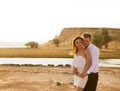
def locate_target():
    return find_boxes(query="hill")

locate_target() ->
[43,27,120,48]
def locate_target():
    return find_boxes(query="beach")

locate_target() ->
[0,65,120,91]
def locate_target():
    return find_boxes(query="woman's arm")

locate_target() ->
[71,66,79,75]
[71,54,81,77]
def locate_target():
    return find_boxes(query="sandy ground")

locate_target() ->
[0,65,120,91]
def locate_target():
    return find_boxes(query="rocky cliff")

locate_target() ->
[43,27,120,48]
[58,27,120,45]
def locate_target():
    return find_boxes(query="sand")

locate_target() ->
[0,65,120,91]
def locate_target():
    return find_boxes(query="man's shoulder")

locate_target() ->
[89,44,99,51]
[89,43,98,48]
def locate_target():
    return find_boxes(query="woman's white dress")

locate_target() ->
[72,55,88,88]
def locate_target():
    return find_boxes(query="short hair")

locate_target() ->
[82,33,91,38]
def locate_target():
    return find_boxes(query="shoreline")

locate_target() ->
[0,64,120,67]
[0,57,120,68]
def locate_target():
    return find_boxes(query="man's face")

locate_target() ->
[83,37,91,47]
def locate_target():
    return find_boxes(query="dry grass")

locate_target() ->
[100,49,120,59]
[0,47,70,58]
[0,45,119,58]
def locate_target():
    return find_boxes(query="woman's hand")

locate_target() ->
[72,66,79,75]
[77,73,82,77]
[72,66,77,72]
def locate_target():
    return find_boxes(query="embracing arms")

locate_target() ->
[82,50,91,76]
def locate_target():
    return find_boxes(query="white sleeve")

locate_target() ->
[87,48,100,74]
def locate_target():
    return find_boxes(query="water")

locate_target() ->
[0,58,71,66]
[0,42,26,48]
[99,59,120,67]
[0,58,120,67]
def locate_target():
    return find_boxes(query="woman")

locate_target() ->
[70,36,91,91]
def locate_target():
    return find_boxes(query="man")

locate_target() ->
[82,33,100,91]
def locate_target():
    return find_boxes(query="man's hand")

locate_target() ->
[77,73,82,77]
[81,72,88,78]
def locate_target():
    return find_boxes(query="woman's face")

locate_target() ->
[74,39,83,49]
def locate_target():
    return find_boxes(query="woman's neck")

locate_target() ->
[77,48,84,53]
[78,47,84,51]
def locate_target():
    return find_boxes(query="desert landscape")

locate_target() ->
[0,28,119,91]
[0,65,120,91]
[1,0,120,91]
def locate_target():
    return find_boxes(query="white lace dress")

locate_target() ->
[72,55,88,88]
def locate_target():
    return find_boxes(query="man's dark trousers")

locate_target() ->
[84,73,98,91]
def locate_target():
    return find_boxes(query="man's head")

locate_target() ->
[81,33,91,47]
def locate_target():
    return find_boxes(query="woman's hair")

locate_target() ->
[69,36,83,55]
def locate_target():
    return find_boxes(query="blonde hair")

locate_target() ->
[69,36,83,55]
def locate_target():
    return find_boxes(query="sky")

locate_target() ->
[0,0,120,44]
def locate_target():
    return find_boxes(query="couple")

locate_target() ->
[70,33,100,91]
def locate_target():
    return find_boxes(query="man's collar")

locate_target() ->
[87,43,92,49]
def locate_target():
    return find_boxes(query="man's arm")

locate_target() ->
[86,48,99,74]
[82,50,91,74]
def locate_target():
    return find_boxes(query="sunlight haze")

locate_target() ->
[0,0,120,44]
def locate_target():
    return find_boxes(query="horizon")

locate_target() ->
[0,26,120,47]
